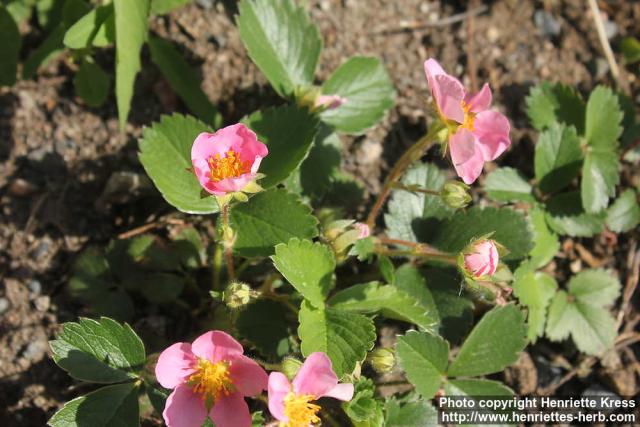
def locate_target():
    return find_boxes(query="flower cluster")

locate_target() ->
[156,332,353,427]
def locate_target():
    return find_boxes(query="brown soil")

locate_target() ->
[1,0,639,425]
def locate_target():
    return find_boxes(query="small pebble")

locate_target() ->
[0,297,10,314]
[28,279,42,295]
[534,10,561,37]
[34,296,50,312]
[22,340,47,361]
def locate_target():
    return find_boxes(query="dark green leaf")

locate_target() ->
[385,398,438,427]
[0,6,20,86]
[545,191,606,237]
[534,123,582,193]
[236,299,291,358]
[526,82,585,133]
[74,60,110,107]
[396,331,448,399]
[427,268,473,344]
[299,125,342,199]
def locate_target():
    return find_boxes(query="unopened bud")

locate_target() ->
[441,180,471,209]
[281,357,303,380]
[367,347,395,374]
[222,282,254,309]
[458,238,500,279]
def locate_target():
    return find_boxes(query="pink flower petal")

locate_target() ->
[316,94,347,110]
[449,129,485,185]
[322,383,354,401]
[191,132,231,164]
[267,372,292,422]
[191,331,243,363]
[229,355,268,397]
[155,343,197,389]
[231,124,268,165]
[210,393,252,427]
[433,75,465,123]
[163,384,208,427]
[208,173,256,194]
[472,110,511,161]
[464,83,492,113]
[292,352,339,397]
[464,240,499,277]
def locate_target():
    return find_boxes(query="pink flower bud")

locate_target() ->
[463,239,499,278]
[354,222,370,239]
[315,94,347,110]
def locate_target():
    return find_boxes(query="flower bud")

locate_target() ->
[222,282,255,309]
[461,239,499,278]
[366,347,395,374]
[440,180,471,209]
[281,357,303,380]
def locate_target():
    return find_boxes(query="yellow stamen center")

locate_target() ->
[284,392,321,427]
[460,100,476,131]
[208,150,251,182]
[187,359,235,403]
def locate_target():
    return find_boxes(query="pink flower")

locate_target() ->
[424,58,511,184]
[191,124,268,196]
[464,239,499,278]
[315,94,347,110]
[155,331,268,427]
[354,222,370,239]
[268,352,354,427]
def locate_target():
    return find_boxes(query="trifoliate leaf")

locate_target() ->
[525,82,585,133]
[606,189,640,233]
[298,302,376,378]
[272,238,335,307]
[50,317,145,383]
[545,191,606,237]
[512,264,558,342]
[568,269,620,308]
[447,304,526,377]
[484,167,534,203]
[231,189,319,257]
[396,331,449,399]
[534,123,583,193]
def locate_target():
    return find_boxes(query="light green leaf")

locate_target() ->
[236,300,291,358]
[607,189,640,232]
[139,114,217,214]
[114,0,149,128]
[484,167,534,203]
[396,331,448,399]
[0,7,21,86]
[148,35,221,127]
[48,382,140,427]
[512,264,558,342]
[447,304,526,377]
[385,162,452,243]
[150,0,191,15]
[272,238,334,307]
[429,206,534,260]
[6,0,33,24]
[534,123,582,193]
[329,282,438,331]
[50,317,145,383]
[63,4,113,49]
[545,191,606,237]
[585,85,623,151]
[528,207,559,268]
[445,378,513,396]
[525,81,585,133]
[243,104,320,189]
[74,60,110,107]
[320,56,395,134]
[298,302,376,378]
[581,150,619,213]
[568,269,620,308]
[621,37,640,64]
[385,398,438,427]
[236,0,321,97]
[231,190,319,257]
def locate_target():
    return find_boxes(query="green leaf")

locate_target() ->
[22,26,66,79]
[150,0,191,15]
[138,114,218,214]
[429,206,534,260]
[145,383,169,416]
[534,123,583,193]
[484,167,534,203]
[447,304,526,377]
[621,37,640,64]
[427,268,474,344]
[36,0,64,30]
[74,60,110,107]
[243,104,320,189]
[50,317,145,383]
[545,191,606,237]
[396,331,448,399]
[298,302,376,378]
[581,151,619,213]
[528,207,559,268]
[63,4,113,49]
[607,189,640,233]
[299,125,342,198]
[272,238,334,307]
[385,163,452,243]
[512,264,558,342]
[444,378,513,397]
[236,0,321,97]
[231,189,318,257]
[585,85,623,151]
[395,264,440,326]
[0,7,20,86]
[546,291,617,355]
[525,82,585,133]
[48,382,140,427]
[148,36,221,128]
[342,378,382,424]
[320,56,395,134]
[113,0,149,128]
[329,282,438,331]
[236,299,291,358]
[6,0,33,24]
[568,269,620,308]
[385,398,438,427]
[138,272,184,304]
